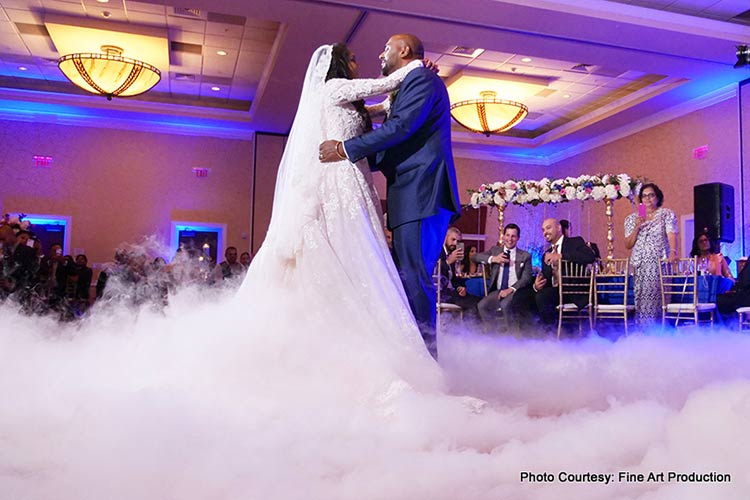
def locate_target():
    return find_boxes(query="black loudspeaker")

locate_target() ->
[693,182,734,242]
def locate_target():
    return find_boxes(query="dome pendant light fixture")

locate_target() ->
[58,45,161,100]
[450,90,528,137]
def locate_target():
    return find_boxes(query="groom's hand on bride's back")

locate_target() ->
[319,140,347,163]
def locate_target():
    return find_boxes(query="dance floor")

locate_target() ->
[1,292,748,500]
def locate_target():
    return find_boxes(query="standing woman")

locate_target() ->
[624,183,679,326]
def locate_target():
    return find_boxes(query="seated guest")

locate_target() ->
[533,218,596,326]
[717,258,750,318]
[561,219,601,261]
[690,231,734,282]
[436,227,480,314]
[472,223,533,326]
[461,245,481,277]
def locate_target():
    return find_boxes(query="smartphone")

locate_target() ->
[638,203,647,218]
[457,242,465,253]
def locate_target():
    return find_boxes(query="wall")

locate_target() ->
[550,96,742,263]
[0,120,254,265]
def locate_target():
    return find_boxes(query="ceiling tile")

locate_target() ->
[86,7,128,22]
[202,53,236,77]
[167,15,205,33]
[19,33,58,58]
[125,1,166,15]
[4,8,43,24]
[200,82,228,97]
[168,28,203,45]
[204,34,241,50]
[41,0,85,15]
[0,31,30,55]
[243,18,279,31]
[169,51,202,70]
[241,28,276,44]
[126,10,167,26]
[477,50,516,63]
[0,20,15,32]
[205,21,243,38]
[0,0,42,8]
[239,38,273,53]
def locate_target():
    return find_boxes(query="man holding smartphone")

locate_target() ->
[473,223,534,329]
[436,227,480,314]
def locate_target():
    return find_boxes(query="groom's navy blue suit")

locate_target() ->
[344,66,460,357]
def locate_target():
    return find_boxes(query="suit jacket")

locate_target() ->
[344,66,460,229]
[437,249,466,292]
[473,245,533,292]
[540,236,596,288]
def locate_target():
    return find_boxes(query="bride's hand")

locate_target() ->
[423,59,440,74]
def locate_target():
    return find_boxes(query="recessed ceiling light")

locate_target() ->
[211,86,221,91]
[521,57,532,63]
[216,50,228,56]
[18,66,28,71]
[96,0,110,3]
[563,94,571,99]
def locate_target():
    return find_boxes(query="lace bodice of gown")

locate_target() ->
[322,60,421,142]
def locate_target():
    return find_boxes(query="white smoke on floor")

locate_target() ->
[1,287,749,500]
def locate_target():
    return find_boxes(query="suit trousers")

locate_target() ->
[392,208,453,359]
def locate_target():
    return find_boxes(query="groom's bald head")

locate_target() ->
[380,33,424,75]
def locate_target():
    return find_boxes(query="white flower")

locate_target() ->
[470,192,481,208]
[540,190,551,202]
[515,193,527,205]
[620,184,631,198]
[564,186,576,200]
[540,177,550,186]
[493,193,504,206]
[527,187,539,200]
[605,184,618,199]
[591,186,606,201]
[602,174,611,184]
[591,175,602,185]
[492,182,502,191]
[504,180,517,190]
[549,193,563,203]
[576,186,588,200]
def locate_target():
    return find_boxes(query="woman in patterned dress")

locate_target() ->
[624,183,679,326]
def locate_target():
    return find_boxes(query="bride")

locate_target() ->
[235,44,441,391]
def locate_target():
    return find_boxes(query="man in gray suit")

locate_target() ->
[472,223,534,327]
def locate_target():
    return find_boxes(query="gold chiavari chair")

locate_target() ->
[556,260,594,339]
[593,258,634,335]
[658,257,715,327]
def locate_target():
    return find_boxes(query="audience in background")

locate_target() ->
[561,219,601,261]
[436,227,480,314]
[473,223,534,328]
[213,246,245,283]
[533,218,596,327]
[240,251,252,269]
[624,183,678,326]
[690,231,734,281]
[461,245,480,277]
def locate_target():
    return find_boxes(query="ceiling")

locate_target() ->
[0,0,748,164]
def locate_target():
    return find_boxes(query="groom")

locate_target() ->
[319,33,460,358]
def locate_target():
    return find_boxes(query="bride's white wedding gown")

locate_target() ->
[234,55,442,394]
